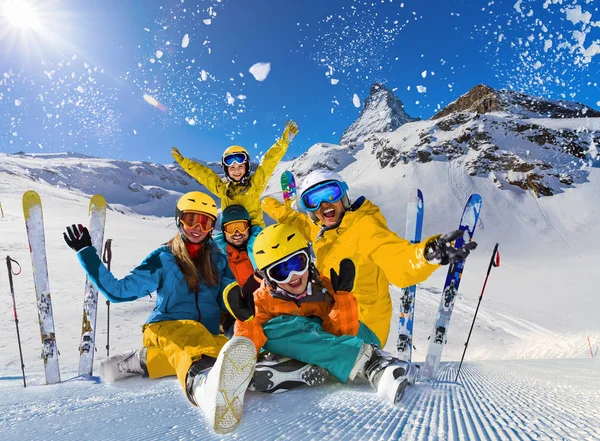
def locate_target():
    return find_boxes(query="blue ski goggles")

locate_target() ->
[300,180,348,212]
[266,250,310,284]
[223,152,249,166]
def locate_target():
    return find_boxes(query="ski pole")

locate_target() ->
[6,256,26,387]
[102,239,113,358]
[588,336,596,358]
[455,243,500,383]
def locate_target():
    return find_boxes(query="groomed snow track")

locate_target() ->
[1,359,598,440]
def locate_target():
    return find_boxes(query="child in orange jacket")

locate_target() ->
[223,223,415,407]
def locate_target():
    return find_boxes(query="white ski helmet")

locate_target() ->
[299,169,352,222]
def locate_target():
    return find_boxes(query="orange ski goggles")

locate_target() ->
[223,220,250,236]
[180,212,216,232]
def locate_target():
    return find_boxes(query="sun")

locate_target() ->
[2,0,42,31]
[0,0,79,61]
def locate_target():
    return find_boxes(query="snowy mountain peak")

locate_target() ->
[433,84,600,120]
[340,82,419,145]
[11,150,97,159]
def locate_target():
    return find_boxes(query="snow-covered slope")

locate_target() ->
[2,359,599,441]
[1,173,598,440]
[0,152,228,217]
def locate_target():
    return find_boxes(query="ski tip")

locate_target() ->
[22,190,42,217]
[89,194,107,210]
[467,193,482,205]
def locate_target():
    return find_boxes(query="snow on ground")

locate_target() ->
[1,359,598,440]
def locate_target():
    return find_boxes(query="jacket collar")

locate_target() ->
[316,196,367,241]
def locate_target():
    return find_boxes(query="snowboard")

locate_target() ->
[22,190,61,384]
[78,194,107,376]
[397,189,424,361]
[422,193,482,379]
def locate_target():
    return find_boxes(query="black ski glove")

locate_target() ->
[63,224,92,252]
[224,283,255,322]
[330,259,356,293]
[424,230,477,265]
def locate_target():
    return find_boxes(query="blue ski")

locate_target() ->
[422,194,482,379]
[397,189,424,361]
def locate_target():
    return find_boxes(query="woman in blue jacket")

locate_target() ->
[63,191,240,405]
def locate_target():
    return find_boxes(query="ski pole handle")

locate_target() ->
[6,255,22,276]
[102,239,113,270]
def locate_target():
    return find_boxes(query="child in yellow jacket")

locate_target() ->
[171,120,299,228]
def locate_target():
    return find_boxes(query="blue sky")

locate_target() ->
[1,0,599,164]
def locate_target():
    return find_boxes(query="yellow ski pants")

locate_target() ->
[142,320,229,389]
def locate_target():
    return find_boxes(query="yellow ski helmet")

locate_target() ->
[253,223,309,271]
[222,145,251,182]
[222,145,249,158]
[175,191,218,226]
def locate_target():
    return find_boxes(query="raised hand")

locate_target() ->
[171,147,185,163]
[282,120,299,143]
[424,230,477,265]
[63,224,92,252]
[224,283,255,322]
[330,259,356,293]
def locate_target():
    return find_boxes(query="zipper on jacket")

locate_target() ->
[195,291,201,322]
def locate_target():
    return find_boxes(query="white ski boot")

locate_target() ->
[351,344,410,405]
[250,354,329,393]
[190,337,257,434]
[98,348,147,383]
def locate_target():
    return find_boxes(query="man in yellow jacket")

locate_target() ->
[261,169,477,348]
[171,120,299,228]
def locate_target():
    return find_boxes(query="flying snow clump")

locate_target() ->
[249,62,271,81]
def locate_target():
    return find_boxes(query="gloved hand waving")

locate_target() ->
[282,120,299,143]
[424,230,477,265]
[330,259,356,293]
[171,147,185,164]
[224,283,255,322]
[63,224,92,252]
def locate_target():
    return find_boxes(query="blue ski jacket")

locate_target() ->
[77,240,236,335]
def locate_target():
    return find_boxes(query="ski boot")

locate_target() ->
[99,348,148,383]
[188,337,257,434]
[351,344,410,405]
[250,354,329,393]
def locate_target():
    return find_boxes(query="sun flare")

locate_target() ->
[2,0,42,31]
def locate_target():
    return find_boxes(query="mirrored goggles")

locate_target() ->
[266,250,310,284]
[300,180,349,212]
[180,212,216,232]
[223,220,250,236]
[223,152,249,166]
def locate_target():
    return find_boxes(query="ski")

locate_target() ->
[281,170,297,206]
[78,194,107,376]
[22,190,61,384]
[422,194,482,380]
[397,189,424,361]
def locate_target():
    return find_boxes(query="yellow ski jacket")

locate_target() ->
[261,196,440,346]
[174,138,290,228]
